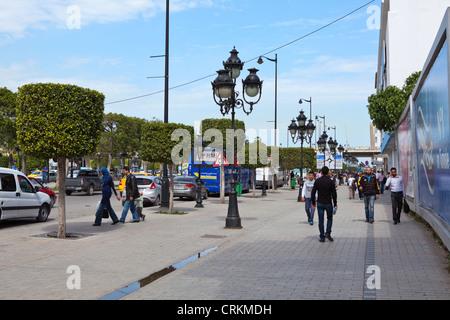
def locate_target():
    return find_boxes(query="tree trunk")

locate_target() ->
[169,164,174,214]
[57,157,66,239]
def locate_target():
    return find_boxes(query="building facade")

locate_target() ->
[377,4,450,249]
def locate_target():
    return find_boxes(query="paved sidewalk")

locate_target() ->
[0,186,449,300]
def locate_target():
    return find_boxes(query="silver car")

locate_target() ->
[122,175,162,207]
[173,176,208,200]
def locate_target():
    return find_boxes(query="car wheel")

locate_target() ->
[65,190,72,196]
[36,204,49,222]
[155,196,161,206]
[87,185,94,196]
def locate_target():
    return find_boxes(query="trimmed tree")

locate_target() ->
[201,118,246,203]
[0,87,18,168]
[140,121,194,214]
[16,83,105,238]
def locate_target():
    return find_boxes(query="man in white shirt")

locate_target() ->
[385,167,406,225]
[302,171,318,225]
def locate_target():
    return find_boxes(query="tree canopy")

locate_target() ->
[16,83,105,159]
[367,71,421,132]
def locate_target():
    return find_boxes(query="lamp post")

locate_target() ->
[212,47,263,229]
[258,55,278,190]
[299,98,313,148]
[195,134,204,208]
[288,109,316,202]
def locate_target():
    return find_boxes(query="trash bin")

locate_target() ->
[236,183,242,197]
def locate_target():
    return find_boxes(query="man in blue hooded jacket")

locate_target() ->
[93,167,121,226]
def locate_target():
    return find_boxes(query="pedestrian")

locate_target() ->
[378,171,386,194]
[301,171,317,225]
[358,167,380,223]
[347,174,356,199]
[385,167,406,225]
[119,166,140,223]
[93,167,120,226]
[42,166,48,184]
[357,172,364,200]
[311,166,337,242]
[290,171,295,189]
[136,190,146,221]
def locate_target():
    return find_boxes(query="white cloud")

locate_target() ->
[0,0,216,39]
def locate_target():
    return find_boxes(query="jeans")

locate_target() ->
[95,201,119,225]
[42,174,47,184]
[120,199,140,222]
[379,181,384,194]
[363,194,376,221]
[304,198,315,222]
[317,203,333,240]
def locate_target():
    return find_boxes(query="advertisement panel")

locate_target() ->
[397,110,415,197]
[415,40,450,224]
[316,153,343,170]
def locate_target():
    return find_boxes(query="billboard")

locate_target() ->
[397,110,415,197]
[317,152,343,170]
[415,40,450,225]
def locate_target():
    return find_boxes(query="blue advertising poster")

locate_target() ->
[415,40,450,224]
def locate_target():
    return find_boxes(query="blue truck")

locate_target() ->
[185,149,251,195]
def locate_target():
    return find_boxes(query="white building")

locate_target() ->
[376,0,450,169]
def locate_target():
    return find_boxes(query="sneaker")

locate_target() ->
[309,221,313,226]
[319,238,325,243]
[369,218,374,224]
[92,223,101,227]
[325,233,334,242]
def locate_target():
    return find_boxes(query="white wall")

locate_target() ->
[385,0,450,87]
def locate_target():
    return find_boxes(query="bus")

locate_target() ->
[184,149,251,195]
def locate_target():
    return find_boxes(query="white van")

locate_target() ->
[0,167,52,222]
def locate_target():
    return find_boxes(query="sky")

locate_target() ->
[0,0,382,154]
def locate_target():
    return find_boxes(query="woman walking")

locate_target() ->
[93,167,121,226]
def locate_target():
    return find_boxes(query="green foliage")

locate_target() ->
[140,121,194,164]
[201,118,246,153]
[16,83,105,159]
[367,71,421,132]
[241,137,267,170]
[0,87,17,152]
[97,113,148,163]
[279,147,316,171]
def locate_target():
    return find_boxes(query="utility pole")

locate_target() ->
[160,0,170,208]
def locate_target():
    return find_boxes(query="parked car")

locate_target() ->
[28,177,57,207]
[122,175,162,207]
[173,176,208,200]
[0,167,52,222]
[34,170,58,183]
[65,169,102,195]
[27,170,41,178]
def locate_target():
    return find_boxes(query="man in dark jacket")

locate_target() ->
[119,166,140,223]
[358,167,380,223]
[312,166,337,242]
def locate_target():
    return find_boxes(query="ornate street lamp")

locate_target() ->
[211,47,263,229]
[288,109,316,202]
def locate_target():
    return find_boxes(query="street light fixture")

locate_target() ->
[212,47,263,229]
[288,108,316,202]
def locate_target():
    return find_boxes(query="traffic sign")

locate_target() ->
[213,153,229,167]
